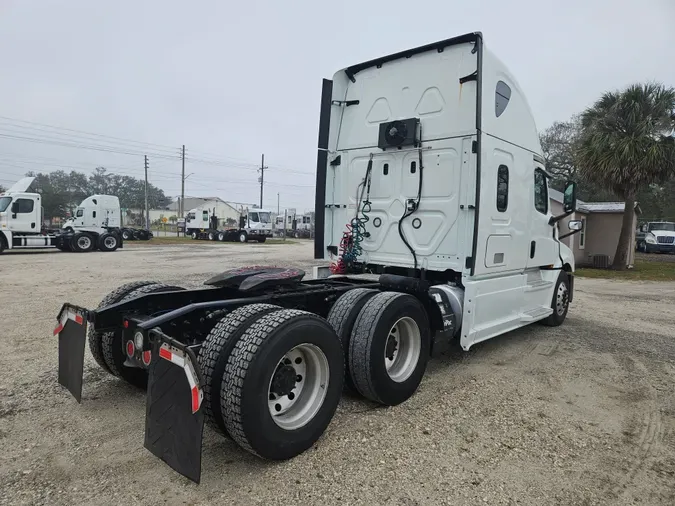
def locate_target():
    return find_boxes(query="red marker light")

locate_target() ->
[123,320,129,329]
[142,350,152,366]
[126,341,135,357]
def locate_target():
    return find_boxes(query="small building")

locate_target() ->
[550,189,642,268]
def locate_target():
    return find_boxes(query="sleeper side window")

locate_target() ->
[495,81,512,117]
[496,165,508,212]
[534,169,548,215]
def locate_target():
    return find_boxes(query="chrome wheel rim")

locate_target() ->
[239,234,246,242]
[267,344,329,430]
[103,236,117,249]
[384,317,421,383]
[556,282,569,316]
[77,236,91,250]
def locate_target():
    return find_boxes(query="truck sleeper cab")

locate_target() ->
[54,32,584,484]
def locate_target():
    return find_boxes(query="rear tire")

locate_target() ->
[217,232,225,241]
[326,288,379,392]
[98,233,119,252]
[221,310,344,459]
[349,292,430,406]
[208,232,215,241]
[198,304,283,437]
[541,271,570,327]
[71,232,94,252]
[101,283,185,388]
[122,229,132,241]
[257,237,266,243]
[88,281,158,373]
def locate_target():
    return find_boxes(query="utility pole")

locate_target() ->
[258,153,266,209]
[180,144,186,217]
[277,193,280,215]
[144,155,150,231]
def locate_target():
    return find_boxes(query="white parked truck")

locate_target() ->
[636,221,675,253]
[54,32,583,484]
[185,206,273,243]
[62,194,121,231]
[0,177,123,253]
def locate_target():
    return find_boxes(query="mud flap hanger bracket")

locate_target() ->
[54,303,90,403]
[148,328,205,414]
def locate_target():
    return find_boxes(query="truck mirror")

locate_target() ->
[10,202,18,215]
[568,220,583,231]
[563,181,577,213]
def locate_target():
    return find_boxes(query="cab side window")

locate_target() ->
[534,169,548,214]
[15,198,34,213]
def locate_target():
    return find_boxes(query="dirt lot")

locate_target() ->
[1,242,674,506]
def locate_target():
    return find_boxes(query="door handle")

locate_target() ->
[530,241,536,259]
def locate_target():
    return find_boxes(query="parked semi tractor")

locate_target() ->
[54,32,584,483]
[0,177,123,253]
[636,221,675,253]
[185,206,273,243]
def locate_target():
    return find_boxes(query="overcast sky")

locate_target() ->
[0,0,673,212]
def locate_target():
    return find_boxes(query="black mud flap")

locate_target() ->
[55,304,90,403]
[144,329,205,484]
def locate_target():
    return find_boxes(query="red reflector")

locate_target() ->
[123,320,129,328]
[53,323,64,336]
[74,314,84,325]
[191,386,200,414]
[159,347,172,361]
[142,350,152,366]
[126,341,135,357]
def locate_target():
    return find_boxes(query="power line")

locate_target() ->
[0,115,317,175]
[0,115,180,153]
[0,132,181,160]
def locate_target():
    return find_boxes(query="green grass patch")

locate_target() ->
[576,256,675,281]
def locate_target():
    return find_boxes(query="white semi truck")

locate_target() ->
[62,200,152,242]
[55,32,584,483]
[185,206,273,243]
[0,177,123,253]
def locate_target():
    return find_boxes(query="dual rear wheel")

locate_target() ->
[88,281,431,462]
[327,290,431,405]
[198,305,344,460]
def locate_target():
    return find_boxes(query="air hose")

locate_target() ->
[330,157,373,274]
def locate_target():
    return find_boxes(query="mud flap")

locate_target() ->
[55,304,89,403]
[144,330,205,484]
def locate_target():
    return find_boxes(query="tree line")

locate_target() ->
[542,82,675,269]
[540,111,675,222]
[1,167,171,223]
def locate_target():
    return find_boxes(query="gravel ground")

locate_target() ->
[1,241,674,506]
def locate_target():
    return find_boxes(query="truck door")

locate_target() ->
[8,195,39,232]
[526,165,558,268]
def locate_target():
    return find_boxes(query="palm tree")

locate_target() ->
[576,82,675,269]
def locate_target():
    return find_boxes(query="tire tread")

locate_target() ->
[221,309,328,457]
[197,303,282,435]
[349,291,402,403]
